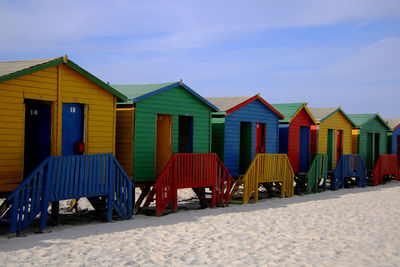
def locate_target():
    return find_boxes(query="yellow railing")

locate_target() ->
[231,154,294,204]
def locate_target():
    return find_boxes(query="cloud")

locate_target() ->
[323,37,400,85]
[1,0,400,54]
[1,0,399,117]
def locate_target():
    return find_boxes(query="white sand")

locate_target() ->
[1,181,399,266]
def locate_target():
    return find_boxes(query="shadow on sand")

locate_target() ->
[0,180,398,251]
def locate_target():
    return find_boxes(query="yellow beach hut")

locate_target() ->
[309,107,357,171]
[0,56,127,194]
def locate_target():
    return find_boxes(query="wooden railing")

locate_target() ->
[145,153,232,216]
[331,154,366,190]
[372,155,400,186]
[305,154,328,194]
[6,158,50,235]
[232,154,295,204]
[3,153,134,235]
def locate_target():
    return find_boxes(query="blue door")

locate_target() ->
[299,126,310,172]
[62,103,84,156]
[24,100,52,177]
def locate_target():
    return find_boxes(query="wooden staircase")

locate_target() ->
[139,153,232,216]
[0,153,134,236]
[331,154,367,190]
[372,155,400,186]
[295,154,328,194]
[230,154,295,204]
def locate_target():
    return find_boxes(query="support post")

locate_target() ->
[106,154,114,222]
[40,159,53,233]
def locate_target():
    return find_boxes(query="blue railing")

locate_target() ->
[4,153,134,235]
[111,157,133,220]
[331,154,367,190]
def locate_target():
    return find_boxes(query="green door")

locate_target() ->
[239,122,252,175]
[327,129,334,170]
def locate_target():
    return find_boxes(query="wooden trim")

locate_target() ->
[0,58,63,84]
[22,103,26,178]
[64,60,127,102]
[84,104,89,154]
[56,65,63,156]
[0,57,127,102]
[127,82,219,111]
[289,103,317,125]
[112,96,116,155]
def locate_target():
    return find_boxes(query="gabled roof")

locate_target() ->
[308,107,337,122]
[206,94,284,119]
[205,96,250,112]
[0,56,127,102]
[113,81,218,111]
[386,118,400,131]
[348,114,391,130]
[309,107,357,127]
[271,102,317,125]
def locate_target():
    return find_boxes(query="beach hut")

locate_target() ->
[0,56,127,193]
[0,56,134,234]
[206,94,284,177]
[385,119,400,159]
[113,81,218,184]
[348,114,391,170]
[271,103,317,173]
[309,107,356,171]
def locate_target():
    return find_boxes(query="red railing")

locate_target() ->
[148,153,232,216]
[372,155,400,186]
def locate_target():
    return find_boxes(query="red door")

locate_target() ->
[255,123,266,154]
[336,130,343,163]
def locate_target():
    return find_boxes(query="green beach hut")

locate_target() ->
[113,81,217,184]
[349,113,391,170]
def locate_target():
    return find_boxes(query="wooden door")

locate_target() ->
[336,130,343,164]
[299,126,310,172]
[366,133,373,168]
[327,129,334,170]
[255,123,266,155]
[178,115,193,153]
[239,122,252,175]
[24,100,51,178]
[156,114,172,177]
[62,103,84,156]
[374,133,380,165]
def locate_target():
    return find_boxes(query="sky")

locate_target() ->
[1,0,400,118]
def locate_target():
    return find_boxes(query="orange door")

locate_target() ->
[156,114,173,178]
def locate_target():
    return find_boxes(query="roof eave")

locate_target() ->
[0,57,128,102]
[65,60,127,102]
[320,108,358,128]
[289,103,317,125]
[374,114,392,131]
[129,82,219,112]
[0,57,64,84]
[226,94,285,119]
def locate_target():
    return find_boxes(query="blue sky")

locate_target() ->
[1,0,400,118]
